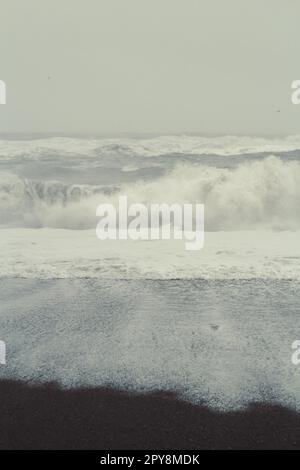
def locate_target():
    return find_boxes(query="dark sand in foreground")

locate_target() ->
[0,380,299,449]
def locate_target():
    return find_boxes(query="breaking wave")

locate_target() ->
[1,156,300,231]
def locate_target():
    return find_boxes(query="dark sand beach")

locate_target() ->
[0,380,299,450]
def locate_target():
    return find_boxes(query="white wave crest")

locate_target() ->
[1,156,300,231]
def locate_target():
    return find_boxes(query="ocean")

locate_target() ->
[0,134,299,420]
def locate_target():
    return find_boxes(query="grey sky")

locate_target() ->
[0,0,299,135]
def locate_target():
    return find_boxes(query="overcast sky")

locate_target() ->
[0,0,299,135]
